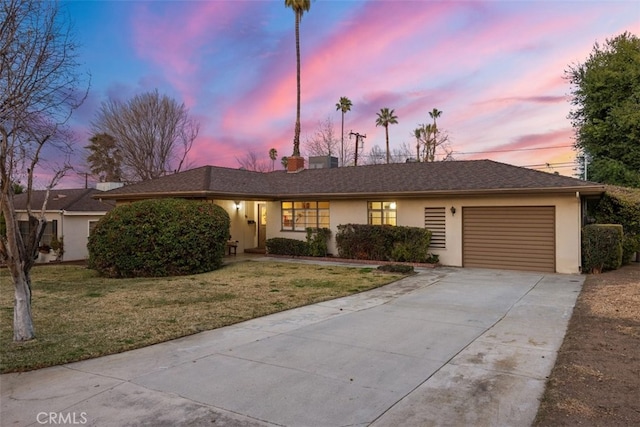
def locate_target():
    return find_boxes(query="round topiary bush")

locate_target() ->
[88,198,230,278]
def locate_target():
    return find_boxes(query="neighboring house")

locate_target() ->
[14,188,116,262]
[94,159,604,274]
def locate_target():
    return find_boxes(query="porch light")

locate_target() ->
[389,202,397,209]
[450,206,456,216]
[234,201,241,210]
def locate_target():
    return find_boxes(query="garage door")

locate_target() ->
[463,206,555,272]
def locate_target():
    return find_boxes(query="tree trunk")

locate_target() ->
[293,11,302,157]
[385,126,390,164]
[340,113,344,167]
[11,264,35,341]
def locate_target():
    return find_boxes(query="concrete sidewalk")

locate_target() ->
[1,266,583,427]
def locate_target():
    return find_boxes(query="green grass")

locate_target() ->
[0,261,405,373]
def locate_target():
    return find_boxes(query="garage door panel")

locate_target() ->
[463,206,555,273]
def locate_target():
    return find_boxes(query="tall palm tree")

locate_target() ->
[269,148,278,171]
[336,96,352,166]
[285,0,311,158]
[429,108,442,159]
[375,108,398,164]
[413,127,422,162]
[423,123,435,161]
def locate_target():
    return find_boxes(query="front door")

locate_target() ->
[258,204,267,249]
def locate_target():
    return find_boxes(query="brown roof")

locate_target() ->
[14,188,116,212]
[95,160,605,201]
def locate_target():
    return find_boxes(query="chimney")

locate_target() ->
[287,156,305,173]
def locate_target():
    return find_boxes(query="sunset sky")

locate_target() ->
[52,0,638,188]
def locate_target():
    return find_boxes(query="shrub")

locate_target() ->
[589,186,640,263]
[306,227,331,257]
[582,224,623,273]
[266,237,309,256]
[88,198,230,278]
[377,264,415,274]
[336,224,432,262]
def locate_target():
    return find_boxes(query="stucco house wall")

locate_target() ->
[267,193,583,274]
[15,211,109,262]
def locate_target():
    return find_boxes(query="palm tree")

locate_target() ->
[413,127,422,162]
[269,148,278,171]
[285,0,311,158]
[424,123,435,161]
[336,96,352,166]
[429,108,442,159]
[375,108,398,164]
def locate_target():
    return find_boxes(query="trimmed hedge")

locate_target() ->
[266,228,331,257]
[582,224,623,273]
[88,198,230,278]
[306,227,331,257]
[336,224,432,263]
[377,264,415,274]
[266,237,309,256]
[589,186,640,263]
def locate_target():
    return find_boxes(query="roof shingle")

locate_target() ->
[95,160,604,200]
[14,189,115,212]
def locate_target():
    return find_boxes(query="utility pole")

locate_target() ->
[349,131,366,166]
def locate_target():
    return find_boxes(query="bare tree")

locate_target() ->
[236,150,270,172]
[305,116,339,158]
[391,142,416,163]
[1,0,88,341]
[363,145,386,165]
[91,90,198,182]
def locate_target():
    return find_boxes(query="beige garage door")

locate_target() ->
[463,206,556,272]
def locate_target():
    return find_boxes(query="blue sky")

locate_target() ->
[50,0,639,188]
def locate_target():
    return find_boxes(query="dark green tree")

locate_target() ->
[86,133,123,182]
[567,32,640,187]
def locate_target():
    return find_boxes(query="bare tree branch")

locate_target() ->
[236,150,270,173]
[1,0,88,341]
[91,90,199,182]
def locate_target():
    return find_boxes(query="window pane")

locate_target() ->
[282,201,330,231]
[282,209,293,229]
[368,200,396,226]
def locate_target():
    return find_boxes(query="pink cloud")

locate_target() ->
[131,1,253,107]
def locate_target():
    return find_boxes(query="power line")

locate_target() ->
[454,145,573,155]
[521,161,576,168]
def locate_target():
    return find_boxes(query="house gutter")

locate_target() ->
[92,185,605,202]
[269,185,606,200]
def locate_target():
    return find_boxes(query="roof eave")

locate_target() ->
[271,185,606,199]
[93,184,605,202]
[92,190,271,201]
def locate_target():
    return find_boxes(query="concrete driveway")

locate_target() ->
[1,264,583,427]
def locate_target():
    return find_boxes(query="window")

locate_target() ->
[281,201,330,231]
[18,220,57,246]
[425,207,446,248]
[368,201,396,226]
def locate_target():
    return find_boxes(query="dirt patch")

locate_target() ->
[535,262,640,426]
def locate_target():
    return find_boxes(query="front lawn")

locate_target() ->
[1,261,405,373]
